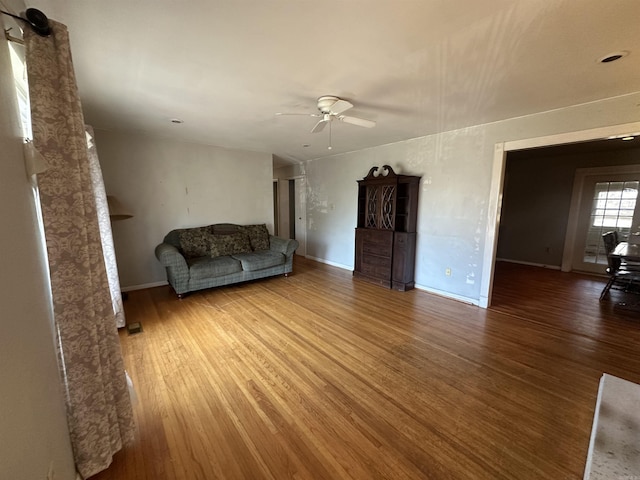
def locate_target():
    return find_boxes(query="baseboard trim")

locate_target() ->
[305,256,480,306]
[496,258,561,270]
[304,255,352,271]
[414,283,479,306]
[121,281,168,292]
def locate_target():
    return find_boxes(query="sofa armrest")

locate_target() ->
[269,236,299,257]
[155,243,190,294]
[155,243,188,269]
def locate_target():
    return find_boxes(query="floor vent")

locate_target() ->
[126,322,143,335]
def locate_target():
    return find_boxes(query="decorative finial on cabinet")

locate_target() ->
[363,165,396,180]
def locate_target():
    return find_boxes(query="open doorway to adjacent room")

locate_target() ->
[277,176,306,257]
[481,122,640,309]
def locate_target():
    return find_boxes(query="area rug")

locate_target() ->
[584,373,640,479]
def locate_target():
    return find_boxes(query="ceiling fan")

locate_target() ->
[276,96,376,149]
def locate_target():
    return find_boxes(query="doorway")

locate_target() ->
[481,121,640,308]
[277,176,307,257]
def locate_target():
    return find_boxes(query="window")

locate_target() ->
[591,182,638,229]
[8,41,32,139]
[583,181,639,265]
[8,39,47,255]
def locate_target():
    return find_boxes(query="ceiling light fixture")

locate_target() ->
[597,51,629,64]
[621,136,635,141]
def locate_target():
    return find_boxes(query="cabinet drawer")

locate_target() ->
[358,228,393,242]
[355,228,393,282]
[362,241,392,257]
[360,263,391,279]
[357,229,393,255]
[362,253,391,268]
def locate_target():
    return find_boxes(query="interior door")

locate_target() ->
[293,177,306,257]
[572,174,640,274]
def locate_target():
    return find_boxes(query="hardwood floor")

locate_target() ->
[91,258,640,480]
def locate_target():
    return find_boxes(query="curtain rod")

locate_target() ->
[4,28,24,45]
[1,8,50,37]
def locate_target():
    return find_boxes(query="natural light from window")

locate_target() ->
[8,42,32,139]
[590,182,638,229]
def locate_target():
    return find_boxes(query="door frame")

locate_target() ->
[277,175,307,256]
[272,179,279,236]
[293,176,307,257]
[562,165,640,273]
[480,121,640,308]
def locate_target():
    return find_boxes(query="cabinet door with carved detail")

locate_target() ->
[380,183,397,230]
[365,184,397,230]
[365,185,380,228]
[355,165,420,291]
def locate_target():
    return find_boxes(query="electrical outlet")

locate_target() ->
[445,268,452,276]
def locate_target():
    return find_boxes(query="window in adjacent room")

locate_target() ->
[583,180,639,265]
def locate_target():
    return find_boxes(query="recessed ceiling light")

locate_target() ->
[597,51,629,64]
[170,118,184,124]
[621,136,635,141]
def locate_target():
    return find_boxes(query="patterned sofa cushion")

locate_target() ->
[179,227,214,258]
[239,224,270,251]
[209,232,252,258]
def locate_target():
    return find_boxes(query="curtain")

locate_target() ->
[86,126,126,328]
[24,21,135,479]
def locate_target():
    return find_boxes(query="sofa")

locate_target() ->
[155,223,298,298]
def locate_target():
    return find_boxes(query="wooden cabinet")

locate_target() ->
[354,165,420,291]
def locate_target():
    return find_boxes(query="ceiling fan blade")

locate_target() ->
[311,119,328,133]
[329,99,353,115]
[339,115,376,128]
[275,112,321,117]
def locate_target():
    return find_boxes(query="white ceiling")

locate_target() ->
[26,0,640,166]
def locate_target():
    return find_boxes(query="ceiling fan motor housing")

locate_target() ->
[317,95,341,113]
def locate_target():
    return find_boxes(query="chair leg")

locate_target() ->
[623,278,639,293]
[600,276,616,301]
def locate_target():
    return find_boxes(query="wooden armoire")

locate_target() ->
[354,165,420,291]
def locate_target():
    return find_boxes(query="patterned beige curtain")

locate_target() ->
[86,126,127,329]
[24,21,135,479]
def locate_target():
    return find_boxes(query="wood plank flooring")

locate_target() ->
[90,258,640,480]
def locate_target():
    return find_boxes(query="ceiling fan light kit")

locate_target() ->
[311,95,376,133]
[277,95,376,150]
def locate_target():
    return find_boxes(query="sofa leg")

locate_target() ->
[177,292,186,299]
[284,272,290,277]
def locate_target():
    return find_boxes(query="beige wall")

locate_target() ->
[95,129,274,289]
[0,13,76,480]
[302,92,640,303]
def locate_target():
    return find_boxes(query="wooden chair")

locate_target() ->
[599,231,640,300]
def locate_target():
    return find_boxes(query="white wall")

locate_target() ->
[0,13,76,480]
[304,92,640,304]
[95,129,274,289]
